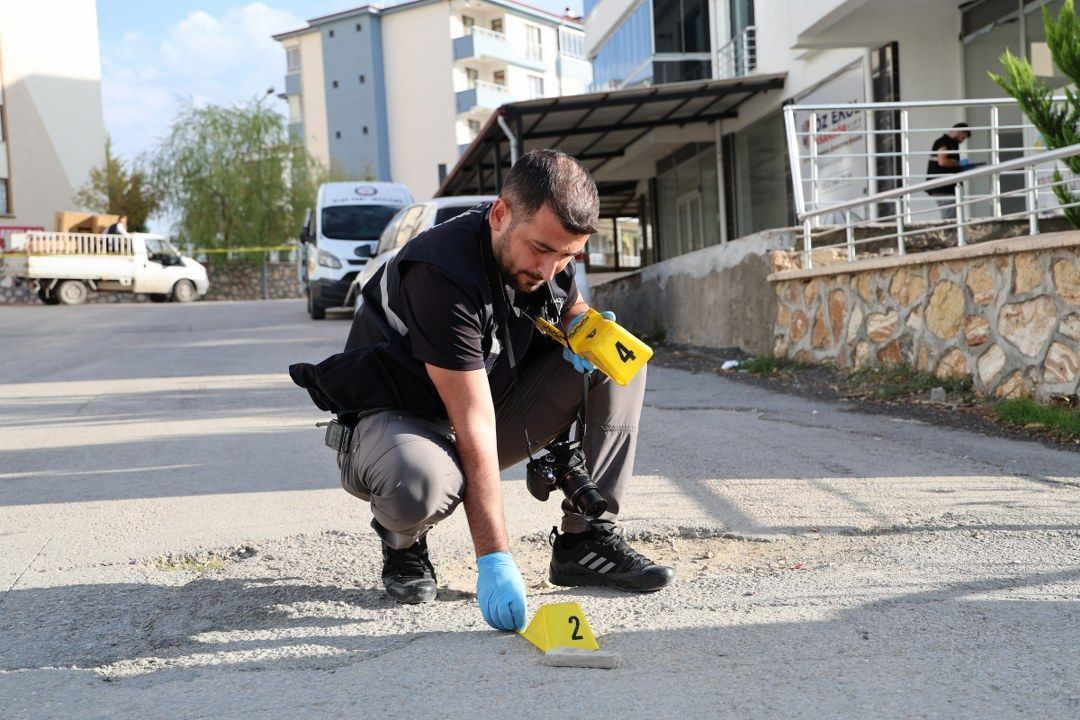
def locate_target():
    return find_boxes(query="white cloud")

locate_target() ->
[101,3,302,162]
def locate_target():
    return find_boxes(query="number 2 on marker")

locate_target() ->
[568,615,583,640]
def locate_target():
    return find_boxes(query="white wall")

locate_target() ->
[0,0,106,227]
[383,1,457,199]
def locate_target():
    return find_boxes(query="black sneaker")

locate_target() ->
[381,535,437,604]
[549,525,675,592]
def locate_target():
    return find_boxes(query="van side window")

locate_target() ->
[394,206,426,249]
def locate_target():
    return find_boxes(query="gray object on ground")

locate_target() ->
[541,647,622,669]
[930,386,947,403]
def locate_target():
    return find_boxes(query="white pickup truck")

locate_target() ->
[1,231,209,304]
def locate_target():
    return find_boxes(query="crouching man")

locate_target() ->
[290,149,673,632]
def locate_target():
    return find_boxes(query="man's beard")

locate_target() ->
[493,223,544,293]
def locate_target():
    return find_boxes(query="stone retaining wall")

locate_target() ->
[592,228,797,356]
[768,232,1080,400]
[0,261,302,305]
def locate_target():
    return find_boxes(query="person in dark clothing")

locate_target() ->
[926,123,972,220]
[290,150,673,631]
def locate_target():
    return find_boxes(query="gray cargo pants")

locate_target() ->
[337,346,647,549]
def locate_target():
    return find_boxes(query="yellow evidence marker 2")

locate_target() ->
[534,309,652,386]
[519,602,599,653]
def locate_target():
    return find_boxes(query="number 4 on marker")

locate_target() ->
[615,341,636,363]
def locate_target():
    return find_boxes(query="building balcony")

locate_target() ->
[716,26,756,80]
[556,53,592,84]
[284,72,301,95]
[453,28,547,72]
[456,80,511,114]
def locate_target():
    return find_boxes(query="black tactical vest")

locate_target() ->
[288,203,576,422]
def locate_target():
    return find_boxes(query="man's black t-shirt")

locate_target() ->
[399,261,579,404]
[926,134,961,196]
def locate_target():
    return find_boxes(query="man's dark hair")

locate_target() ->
[952,122,971,137]
[500,149,599,235]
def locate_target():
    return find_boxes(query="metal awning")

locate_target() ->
[435,73,786,217]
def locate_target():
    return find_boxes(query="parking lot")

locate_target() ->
[1,300,1078,719]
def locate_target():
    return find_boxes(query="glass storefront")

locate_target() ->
[653,0,710,53]
[725,112,793,238]
[655,142,719,260]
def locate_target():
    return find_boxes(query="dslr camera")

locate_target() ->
[525,433,607,519]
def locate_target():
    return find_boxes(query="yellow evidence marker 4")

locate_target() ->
[519,602,599,653]
[534,309,652,386]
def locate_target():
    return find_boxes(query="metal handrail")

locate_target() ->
[716,25,756,79]
[801,142,1080,220]
[796,142,1080,268]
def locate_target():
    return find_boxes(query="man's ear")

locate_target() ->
[490,197,510,235]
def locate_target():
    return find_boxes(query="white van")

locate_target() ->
[299,181,412,319]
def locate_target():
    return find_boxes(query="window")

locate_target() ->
[287,95,302,124]
[335,131,342,139]
[526,25,543,60]
[653,0,710,54]
[359,74,366,84]
[363,126,369,135]
[527,74,544,97]
[332,80,339,88]
[0,179,8,215]
[491,18,504,33]
[393,205,427,249]
[322,205,403,241]
[591,1,653,89]
[462,15,475,34]
[328,29,335,38]
[465,67,478,89]
[559,28,584,58]
[468,119,481,138]
[356,22,362,31]
[493,69,506,86]
[286,47,300,73]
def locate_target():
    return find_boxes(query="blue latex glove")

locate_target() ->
[562,310,616,373]
[476,551,527,631]
[959,158,970,168]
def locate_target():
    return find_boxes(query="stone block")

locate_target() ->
[777,304,792,330]
[790,311,809,342]
[918,343,930,372]
[1061,314,1080,341]
[906,306,924,332]
[774,335,789,357]
[978,344,1006,385]
[856,274,873,303]
[781,282,802,307]
[804,278,820,307]
[854,341,872,368]
[847,305,864,343]
[926,281,965,339]
[770,250,799,273]
[995,371,1029,399]
[828,289,846,343]
[1044,342,1080,384]
[811,309,831,349]
[1013,252,1043,295]
[998,296,1057,357]
[935,347,968,379]
[877,340,902,364]
[889,267,928,307]
[965,263,997,305]
[1053,258,1080,304]
[866,309,899,342]
[964,315,991,346]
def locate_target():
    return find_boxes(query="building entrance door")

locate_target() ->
[676,191,703,254]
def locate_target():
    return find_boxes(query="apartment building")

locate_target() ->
[574,1,1063,262]
[274,0,591,200]
[0,0,106,235]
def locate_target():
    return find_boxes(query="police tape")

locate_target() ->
[0,245,299,258]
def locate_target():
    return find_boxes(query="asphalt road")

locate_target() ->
[1,300,1078,719]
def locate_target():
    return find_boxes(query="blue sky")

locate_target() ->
[96,0,583,162]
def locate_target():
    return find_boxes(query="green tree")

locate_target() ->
[990,0,1080,226]
[74,136,162,231]
[153,97,330,253]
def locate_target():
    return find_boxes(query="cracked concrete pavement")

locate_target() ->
[0,300,1078,719]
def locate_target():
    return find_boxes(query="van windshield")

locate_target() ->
[321,205,401,241]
